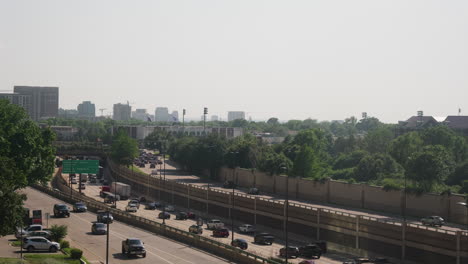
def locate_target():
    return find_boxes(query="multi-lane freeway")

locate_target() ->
[22,187,233,264]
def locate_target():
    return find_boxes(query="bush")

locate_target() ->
[70,248,83,259]
[382,178,402,192]
[50,224,68,242]
[60,240,70,249]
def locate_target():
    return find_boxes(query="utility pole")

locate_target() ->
[183,109,186,129]
[203,107,208,135]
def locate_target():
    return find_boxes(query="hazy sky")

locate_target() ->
[1,1,467,123]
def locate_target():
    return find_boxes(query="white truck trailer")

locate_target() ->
[110,182,131,200]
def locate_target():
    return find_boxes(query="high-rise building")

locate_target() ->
[132,109,149,121]
[0,92,31,115]
[170,111,179,122]
[77,101,95,118]
[211,115,219,121]
[13,86,59,121]
[113,103,131,121]
[155,107,169,122]
[227,111,245,122]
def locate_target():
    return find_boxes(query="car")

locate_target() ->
[299,244,324,258]
[165,205,175,212]
[343,257,391,264]
[139,163,145,168]
[254,233,274,245]
[73,202,87,212]
[16,225,48,239]
[128,199,140,209]
[126,205,138,213]
[248,188,259,195]
[186,211,196,219]
[421,216,444,227]
[299,261,316,264]
[175,212,188,220]
[150,163,156,168]
[92,222,107,235]
[53,204,70,218]
[223,181,237,189]
[128,201,139,209]
[280,246,300,258]
[231,238,248,250]
[97,211,113,223]
[139,197,147,203]
[239,224,255,233]
[158,212,170,219]
[90,177,97,183]
[189,225,203,234]
[145,202,157,210]
[25,230,51,240]
[71,178,77,184]
[207,219,224,230]
[213,228,230,238]
[23,236,60,252]
[122,238,146,258]
[79,183,86,190]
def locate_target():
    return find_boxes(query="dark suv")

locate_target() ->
[280,246,300,258]
[254,233,274,245]
[53,204,70,218]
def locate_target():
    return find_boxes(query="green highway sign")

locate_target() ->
[62,160,99,174]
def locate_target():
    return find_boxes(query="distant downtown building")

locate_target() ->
[132,109,149,121]
[3,86,59,121]
[77,101,95,118]
[227,111,245,122]
[113,103,131,121]
[113,125,244,140]
[155,107,169,122]
[170,111,179,122]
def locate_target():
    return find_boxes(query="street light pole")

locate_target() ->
[162,152,166,225]
[280,165,289,264]
[106,210,110,264]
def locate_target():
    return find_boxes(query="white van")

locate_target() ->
[207,219,224,230]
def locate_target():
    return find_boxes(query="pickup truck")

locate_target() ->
[121,238,146,258]
[206,219,224,230]
[16,225,49,239]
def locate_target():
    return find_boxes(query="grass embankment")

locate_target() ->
[0,254,81,264]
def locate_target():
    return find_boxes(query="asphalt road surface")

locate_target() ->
[22,187,234,264]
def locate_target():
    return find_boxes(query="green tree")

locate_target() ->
[406,145,456,192]
[49,224,68,242]
[388,132,423,168]
[421,126,468,163]
[363,127,394,154]
[354,153,403,182]
[291,145,321,178]
[0,100,55,235]
[356,117,383,132]
[144,130,173,151]
[110,130,138,166]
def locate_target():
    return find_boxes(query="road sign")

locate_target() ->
[62,160,99,174]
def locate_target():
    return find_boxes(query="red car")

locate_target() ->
[212,228,229,238]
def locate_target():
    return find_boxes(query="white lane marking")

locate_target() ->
[71,212,194,264]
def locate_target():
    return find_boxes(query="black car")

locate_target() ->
[223,181,236,189]
[53,204,70,218]
[73,202,87,212]
[150,163,156,168]
[145,202,157,210]
[231,238,248,250]
[248,188,259,195]
[280,246,300,258]
[175,212,188,220]
[158,212,170,219]
[92,222,107,235]
[254,233,274,245]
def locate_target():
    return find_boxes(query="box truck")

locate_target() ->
[110,182,131,200]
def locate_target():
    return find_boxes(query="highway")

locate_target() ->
[22,187,233,264]
[69,174,352,264]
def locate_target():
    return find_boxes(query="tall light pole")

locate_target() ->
[230,151,239,244]
[280,165,289,264]
[163,152,166,225]
[106,210,110,264]
[182,109,186,129]
[203,107,208,135]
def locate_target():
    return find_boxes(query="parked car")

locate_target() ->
[73,202,87,212]
[53,204,70,218]
[189,225,203,234]
[175,212,188,220]
[207,219,224,230]
[121,238,146,258]
[23,236,60,252]
[280,246,300,258]
[25,230,51,240]
[165,205,175,212]
[223,181,236,189]
[97,211,113,223]
[92,222,107,235]
[213,228,230,238]
[16,225,49,239]
[239,224,255,233]
[231,238,248,249]
[158,212,171,219]
[254,233,274,245]
[421,216,444,227]
[248,188,259,195]
[126,205,138,213]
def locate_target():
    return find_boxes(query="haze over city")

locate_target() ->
[1,0,467,122]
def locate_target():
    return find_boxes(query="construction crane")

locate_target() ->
[99,108,107,116]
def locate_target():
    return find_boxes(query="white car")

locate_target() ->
[207,219,224,230]
[23,236,60,252]
[239,224,255,233]
[421,216,445,227]
[126,205,138,213]
[165,205,175,212]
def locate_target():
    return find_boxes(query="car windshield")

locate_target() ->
[75,203,84,206]
[128,239,142,245]
[57,205,67,209]
[95,223,106,228]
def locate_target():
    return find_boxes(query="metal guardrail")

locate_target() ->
[34,172,282,264]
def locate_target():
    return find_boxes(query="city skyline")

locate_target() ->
[1,1,468,123]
